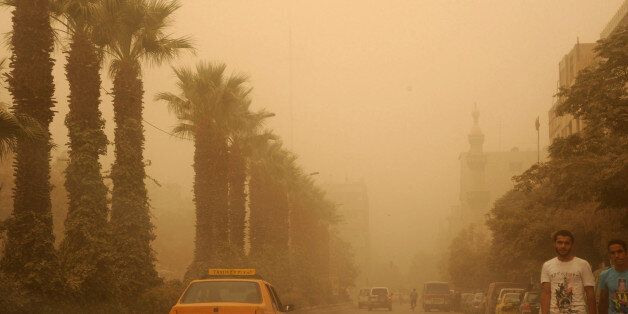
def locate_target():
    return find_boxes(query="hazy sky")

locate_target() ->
[0,0,623,270]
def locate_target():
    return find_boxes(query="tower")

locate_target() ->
[464,107,490,224]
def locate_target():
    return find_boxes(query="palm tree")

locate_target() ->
[227,107,274,261]
[155,62,249,279]
[248,140,296,290]
[96,0,193,297]
[0,0,63,301]
[287,174,335,304]
[56,0,113,301]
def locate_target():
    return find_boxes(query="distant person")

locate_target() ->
[540,230,597,314]
[598,239,628,314]
[410,288,418,311]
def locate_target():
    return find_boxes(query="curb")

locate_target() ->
[294,302,352,313]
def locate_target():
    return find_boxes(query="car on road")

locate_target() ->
[495,292,522,314]
[484,282,526,314]
[169,269,295,314]
[461,293,475,313]
[497,288,524,303]
[422,281,451,311]
[471,292,485,314]
[357,288,370,309]
[518,292,540,314]
[368,287,393,311]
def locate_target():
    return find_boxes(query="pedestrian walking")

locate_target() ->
[540,230,597,314]
[410,288,418,311]
[598,239,627,314]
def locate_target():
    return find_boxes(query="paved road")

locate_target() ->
[295,303,464,314]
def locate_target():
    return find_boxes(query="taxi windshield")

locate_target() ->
[181,281,262,304]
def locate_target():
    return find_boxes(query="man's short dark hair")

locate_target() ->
[553,230,574,242]
[608,239,626,251]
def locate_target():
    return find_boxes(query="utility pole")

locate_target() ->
[288,1,293,149]
[535,116,540,163]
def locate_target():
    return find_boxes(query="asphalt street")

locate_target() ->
[295,303,464,314]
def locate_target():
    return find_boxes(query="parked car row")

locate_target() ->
[468,282,539,314]
[355,281,539,314]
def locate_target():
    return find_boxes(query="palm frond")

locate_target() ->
[171,121,195,139]
[0,109,45,159]
[143,35,194,66]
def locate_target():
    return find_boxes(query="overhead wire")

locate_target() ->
[99,85,192,142]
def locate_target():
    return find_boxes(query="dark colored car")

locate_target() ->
[519,292,540,314]
[485,282,526,314]
[422,281,451,311]
[368,287,392,311]
[358,288,370,309]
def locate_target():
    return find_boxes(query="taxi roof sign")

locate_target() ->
[208,269,256,276]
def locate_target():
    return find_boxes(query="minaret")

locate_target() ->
[467,106,486,166]
[465,106,489,224]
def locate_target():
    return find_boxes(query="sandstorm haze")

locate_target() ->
[0,0,624,305]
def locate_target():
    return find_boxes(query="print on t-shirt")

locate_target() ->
[555,273,577,314]
[612,278,628,314]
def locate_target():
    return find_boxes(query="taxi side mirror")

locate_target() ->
[282,304,295,312]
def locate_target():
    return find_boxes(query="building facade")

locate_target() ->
[449,109,539,235]
[548,0,628,143]
[548,42,596,142]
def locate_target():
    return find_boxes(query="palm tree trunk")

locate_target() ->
[189,124,213,269]
[59,29,113,301]
[228,142,246,259]
[186,126,229,279]
[0,0,63,300]
[210,132,229,263]
[110,61,159,298]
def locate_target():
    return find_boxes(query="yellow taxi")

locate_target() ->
[169,269,295,314]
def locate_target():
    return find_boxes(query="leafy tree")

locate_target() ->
[56,0,114,302]
[447,224,492,290]
[517,26,627,215]
[488,26,627,282]
[329,231,358,301]
[97,0,192,298]
[0,0,64,304]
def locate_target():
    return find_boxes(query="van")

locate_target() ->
[422,281,451,311]
[368,287,393,311]
[484,282,526,314]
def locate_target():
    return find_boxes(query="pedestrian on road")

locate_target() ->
[410,288,418,311]
[598,239,627,314]
[540,230,597,314]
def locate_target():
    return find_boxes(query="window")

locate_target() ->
[371,288,388,296]
[266,284,285,310]
[180,281,262,304]
[424,283,450,294]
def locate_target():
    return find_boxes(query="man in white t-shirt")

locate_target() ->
[541,230,597,314]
